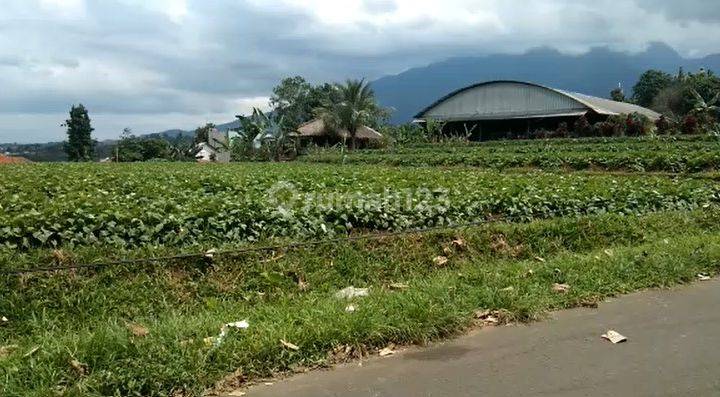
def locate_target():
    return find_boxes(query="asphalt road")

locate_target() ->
[238,279,720,397]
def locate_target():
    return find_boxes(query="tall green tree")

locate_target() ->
[270,76,313,129]
[114,128,173,162]
[63,104,95,161]
[650,84,685,117]
[680,70,720,115]
[650,70,720,117]
[315,79,381,150]
[193,123,216,145]
[270,76,336,130]
[632,70,674,108]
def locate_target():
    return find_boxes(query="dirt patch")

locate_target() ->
[0,155,31,164]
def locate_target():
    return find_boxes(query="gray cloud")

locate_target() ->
[1,0,720,142]
[634,0,720,23]
[0,56,22,67]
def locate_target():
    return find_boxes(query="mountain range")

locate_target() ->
[372,42,720,123]
[117,42,720,136]
[150,120,240,140]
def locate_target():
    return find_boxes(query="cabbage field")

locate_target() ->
[2,146,720,397]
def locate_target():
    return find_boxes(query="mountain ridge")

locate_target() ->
[5,42,719,147]
[371,42,720,123]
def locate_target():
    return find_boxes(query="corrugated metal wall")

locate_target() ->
[423,82,589,120]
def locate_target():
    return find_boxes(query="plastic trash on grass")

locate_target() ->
[205,320,250,348]
[335,287,369,299]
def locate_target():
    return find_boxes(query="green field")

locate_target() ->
[301,135,720,172]
[1,162,718,254]
[3,140,720,396]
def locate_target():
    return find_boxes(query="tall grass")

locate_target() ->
[2,210,719,396]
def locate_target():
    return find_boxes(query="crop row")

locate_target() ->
[401,134,718,149]
[303,150,720,172]
[1,163,718,251]
[301,137,720,172]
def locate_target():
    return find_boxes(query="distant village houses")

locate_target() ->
[195,128,230,163]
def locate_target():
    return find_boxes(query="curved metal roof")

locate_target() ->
[414,80,660,121]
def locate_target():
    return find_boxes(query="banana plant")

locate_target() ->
[690,89,720,133]
[234,108,295,161]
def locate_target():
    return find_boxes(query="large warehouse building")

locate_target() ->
[414,80,660,140]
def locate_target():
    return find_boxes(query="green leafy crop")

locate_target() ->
[1,162,718,253]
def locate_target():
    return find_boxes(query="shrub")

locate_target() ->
[380,124,428,146]
[573,115,593,137]
[529,129,550,139]
[682,114,699,135]
[555,122,569,138]
[593,120,620,137]
[593,113,651,137]
[365,136,389,149]
[625,113,648,136]
[655,115,675,135]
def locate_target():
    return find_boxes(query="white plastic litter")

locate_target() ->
[226,320,250,329]
[601,330,627,344]
[280,339,300,351]
[433,256,449,266]
[205,320,250,348]
[379,347,395,357]
[335,287,369,299]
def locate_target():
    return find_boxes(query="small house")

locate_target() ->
[195,129,230,163]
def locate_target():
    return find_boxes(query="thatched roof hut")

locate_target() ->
[295,119,383,141]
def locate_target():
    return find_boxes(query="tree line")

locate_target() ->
[61,78,389,162]
[61,68,719,162]
[628,68,719,133]
[229,78,389,161]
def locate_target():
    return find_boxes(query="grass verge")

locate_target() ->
[2,210,720,396]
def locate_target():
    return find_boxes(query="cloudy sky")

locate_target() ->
[2,0,720,143]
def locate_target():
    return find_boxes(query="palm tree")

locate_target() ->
[315,79,378,150]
